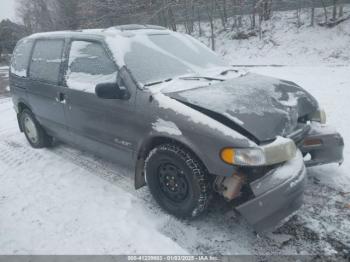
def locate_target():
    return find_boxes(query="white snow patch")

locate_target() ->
[66,41,117,93]
[152,118,182,136]
[223,113,244,126]
[66,72,116,93]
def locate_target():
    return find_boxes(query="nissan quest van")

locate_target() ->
[9,25,344,231]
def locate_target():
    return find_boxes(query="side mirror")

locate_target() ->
[95,82,130,100]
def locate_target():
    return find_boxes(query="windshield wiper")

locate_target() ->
[220,68,239,75]
[179,76,224,82]
[144,78,173,87]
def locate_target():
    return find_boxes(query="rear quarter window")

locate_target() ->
[29,39,65,84]
[10,39,33,77]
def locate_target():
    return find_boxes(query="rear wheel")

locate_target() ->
[145,144,212,218]
[20,109,53,148]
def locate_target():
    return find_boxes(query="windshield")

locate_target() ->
[123,33,227,85]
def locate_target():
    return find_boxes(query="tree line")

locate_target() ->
[15,0,348,33]
[0,0,349,57]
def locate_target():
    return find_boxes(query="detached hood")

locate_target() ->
[166,73,318,143]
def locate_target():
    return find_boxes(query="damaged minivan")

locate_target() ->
[10,25,344,231]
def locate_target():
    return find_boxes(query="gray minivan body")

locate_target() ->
[10,25,344,231]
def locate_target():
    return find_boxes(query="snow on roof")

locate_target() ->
[27,24,170,40]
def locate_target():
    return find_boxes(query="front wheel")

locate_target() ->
[20,109,53,148]
[145,144,212,218]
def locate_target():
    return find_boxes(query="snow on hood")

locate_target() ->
[166,73,319,143]
[154,92,255,146]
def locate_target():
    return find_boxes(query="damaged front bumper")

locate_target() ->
[236,151,306,232]
[300,123,344,167]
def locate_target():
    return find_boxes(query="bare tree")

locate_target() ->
[16,0,56,33]
[310,0,315,26]
[339,3,344,17]
[332,0,338,20]
[320,0,329,24]
[205,0,216,50]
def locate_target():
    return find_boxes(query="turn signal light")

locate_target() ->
[304,138,323,147]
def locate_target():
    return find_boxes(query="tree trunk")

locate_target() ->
[321,0,328,24]
[168,6,177,31]
[251,1,257,29]
[206,0,215,50]
[332,0,338,20]
[197,7,202,37]
[310,0,315,26]
[339,4,344,17]
[210,19,215,51]
[223,0,227,25]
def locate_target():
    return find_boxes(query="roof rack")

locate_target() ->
[105,24,167,31]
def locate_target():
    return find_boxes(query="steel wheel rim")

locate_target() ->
[24,116,38,144]
[157,162,189,203]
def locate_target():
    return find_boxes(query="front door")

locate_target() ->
[63,39,137,170]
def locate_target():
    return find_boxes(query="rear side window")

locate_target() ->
[66,41,117,93]
[10,39,33,77]
[29,39,65,84]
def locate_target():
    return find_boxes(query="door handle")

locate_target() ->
[56,92,66,104]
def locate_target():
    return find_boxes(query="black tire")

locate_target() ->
[20,109,53,148]
[145,143,212,218]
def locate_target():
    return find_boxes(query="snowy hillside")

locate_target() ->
[192,7,350,65]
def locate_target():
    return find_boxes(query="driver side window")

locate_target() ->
[66,40,117,93]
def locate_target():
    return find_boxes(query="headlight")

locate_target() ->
[220,137,297,166]
[311,108,327,124]
[220,148,266,166]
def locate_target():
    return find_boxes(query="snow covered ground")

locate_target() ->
[0,98,186,255]
[1,7,350,254]
[195,6,350,66]
[0,66,349,255]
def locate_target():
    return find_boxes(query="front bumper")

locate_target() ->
[300,123,344,167]
[236,151,306,232]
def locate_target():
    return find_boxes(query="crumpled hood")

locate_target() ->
[165,73,319,143]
